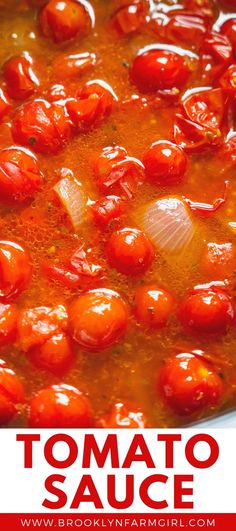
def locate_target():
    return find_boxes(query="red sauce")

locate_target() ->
[0,0,236,428]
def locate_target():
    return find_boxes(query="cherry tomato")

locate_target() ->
[52,52,96,79]
[28,333,74,374]
[184,0,217,21]
[0,359,25,425]
[100,402,147,428]
[134,285,174,328]
[17,305,68,352]
[28,384,93,428]
[219,0,236,10]
[201,242,236,279]
[173,113,222,152]
[4,53,39,101]
[200,31,233,82]
[0,147,42,203]
[0,241,31,301]
[221,19,236,57]
[130,48,190,92]
[178,289,234,333]
[218,64,236,91]
[143,141,187,185]
[182,88,226,132]
[107,227,154,276]
[111,3,145,35]
[91,195,123,225]
[159,352,224,416]
[94,145,145,198]
[166,13,208,48]
[69,288,129,350]
[12,99,74,154]
[39,0,93,43]
[0,88,11,121]
[0,304,17,346]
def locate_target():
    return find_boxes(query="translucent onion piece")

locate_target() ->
[135,197,195,254]
[53,178,85,231]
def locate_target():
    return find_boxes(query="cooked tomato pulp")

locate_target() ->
[0,0,236,428]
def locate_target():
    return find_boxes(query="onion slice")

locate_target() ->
[53,177,85,231]
[134,197,195,254]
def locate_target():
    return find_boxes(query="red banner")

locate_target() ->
[0,514,235,531]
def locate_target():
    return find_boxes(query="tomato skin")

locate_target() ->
[28,384,93,428]
[52,52,96,79]
[178,289,234,333]
[68,288,129,351]
[91,196,123,225]
[17,305,68,352]
[111,3,145,35]
[201,242,236,279]
[182,88,226,132]
[134,285,174,329]
[173,113,222,152]
[166,13,208,48]
[0,304,17,346]
[0,88,11,121]
[143,141,187,185]
[0,147,42,203]
[0,359,24,425]
[221,19,236,57]
[94,145,145,198]
[12,99,74,154]
[200,31,233,82]
[130,48,190,92]
[218,64,236,91]
[159,352,224,416]
[107,228,154,276]
[4,54,39,101]
[39,0,92,43]
[100,402,147,428]
[0,241,31,302]
[28,333,74,375]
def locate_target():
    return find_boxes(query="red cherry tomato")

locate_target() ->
[134,285,174,329]
[4,53,39,101]
[143,141,187,185]
[173,113,222,152]
[0,147,42,203]
[111,3,146,35]
[94,145,145,198]
[0,359,25,425]
[0,88,11,121]
[218,64,236,91]
[69,288,129,350]
[39,0,93,43]
[12,99,74,154]
[201,242,236,279]
[0,241,31,302]
[159,352,224,416]
[91,195,123,225]
[107,227,154,276]
[28,384,93,428]
[52,52,96,79]
[28,333,74,374]
[184,0,217,21]
[100,402,147,428]
[166,13,208,48]
[17,304,68,352]
[219,0,236,10]
[130,47,190,92]
[200,31,233,82]
[182,88,226,132]
[221,18,236,57]
[178,289,234,333]
[0,304,17,346]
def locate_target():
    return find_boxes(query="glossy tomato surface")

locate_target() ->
[0,0,236,428]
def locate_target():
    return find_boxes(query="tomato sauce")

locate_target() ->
[0,0,236,428]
